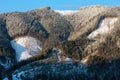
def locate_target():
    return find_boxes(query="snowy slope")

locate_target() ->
[54,10,78,16]
[10,36,42,61]
[88,17,118,40]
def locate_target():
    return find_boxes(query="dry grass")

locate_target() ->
[28,7,73,49]
[0,10,49,44]
[65,5,120,41]
[55,35,89,60]
[83,16,120,64]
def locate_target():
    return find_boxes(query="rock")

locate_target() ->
[28,7,73,48]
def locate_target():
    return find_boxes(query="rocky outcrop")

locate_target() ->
[27,7,73,49]
[0,12,49,42]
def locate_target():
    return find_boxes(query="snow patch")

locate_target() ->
[81,56,89,64]
[12,67,43,80]
[12,71,24,80]
[88,17,118,39]
[10,36,42,61]
[0,57,12,69]
[54,10,78,16]
[64,58,73,61]
[3,77,9,80]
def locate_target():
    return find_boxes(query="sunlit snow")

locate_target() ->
[88,17,118,39]
[54,10,78,16]
[10,36,42,61]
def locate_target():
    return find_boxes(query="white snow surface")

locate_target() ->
[88,17,118,39]
[10,36,42,62]
[64,57,73,62]
[54,10,79,16]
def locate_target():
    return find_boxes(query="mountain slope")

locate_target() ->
[1,5,120,80]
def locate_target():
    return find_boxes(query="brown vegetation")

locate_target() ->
[2,5,120,80]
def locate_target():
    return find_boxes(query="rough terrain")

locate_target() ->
[0,5,120,80]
